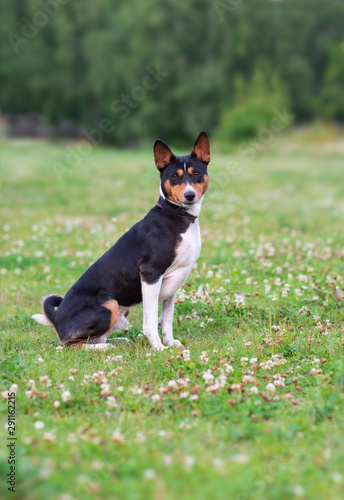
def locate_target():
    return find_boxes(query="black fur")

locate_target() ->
[35,132,210,346]
[50,198,194,344]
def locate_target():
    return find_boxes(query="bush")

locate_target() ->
[214,69,290,145]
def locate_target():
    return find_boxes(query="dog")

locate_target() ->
[32,132,210,350]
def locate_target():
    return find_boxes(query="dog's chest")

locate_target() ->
[159,221,201,300]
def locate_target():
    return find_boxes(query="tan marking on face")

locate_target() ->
[163,179,187,205]
[191,174,209,199]
[103,299,120,331]
[187,167,195,175]
[176,169,184,177]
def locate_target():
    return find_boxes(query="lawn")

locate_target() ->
[1,131,344,500]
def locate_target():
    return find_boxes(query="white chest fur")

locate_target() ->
[159,220,201,301]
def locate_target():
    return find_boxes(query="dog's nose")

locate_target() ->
[185,191,196,202]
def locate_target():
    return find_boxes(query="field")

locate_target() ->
[1,131,344,500]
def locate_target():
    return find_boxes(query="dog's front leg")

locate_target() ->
[160,294,183,348]
[141,277,167,350]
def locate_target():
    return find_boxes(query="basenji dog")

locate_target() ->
[32,132,210,350]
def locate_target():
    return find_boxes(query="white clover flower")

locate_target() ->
[53,400,60,409]
[203,369,214,384]
[40,375,51,387]
[131,386,143,395]
[61,390,73,402]
[163,455,173,466]
[242,375,256,384]
[184,456,195,469]
[230,384,242,392]
[34,421,45,430]
[225,364,234,374]
[266,383,276,394]
[249,386,259,394]
[43,431,56,443]
[144,469,156,479]
[112,428,125,443]
[100,384,111,397]
[66,433,77,443]
[310,368,322,376]
[200,351,209,363]
[234,293,245,308]
[218,373,227,388]
[182,349,191,362]
[107,396,117,408]
[135,431,146,443]
[180,392,189,399]
[151,394,160,402]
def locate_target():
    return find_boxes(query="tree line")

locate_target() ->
[1,0,343,145]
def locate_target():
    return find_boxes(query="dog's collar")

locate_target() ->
[156,197,198,220]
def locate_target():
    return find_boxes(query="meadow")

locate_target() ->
[1,130,344,500]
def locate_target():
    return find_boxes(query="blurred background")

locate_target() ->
[1,0,344,148]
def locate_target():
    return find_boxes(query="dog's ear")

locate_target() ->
[153,140,175,170]
[191,131,210,163]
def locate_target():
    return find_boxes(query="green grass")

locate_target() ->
[1,133,344,500]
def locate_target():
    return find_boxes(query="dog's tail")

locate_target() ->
[32,294,63,327]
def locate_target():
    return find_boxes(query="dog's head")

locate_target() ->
[154,132,210,207]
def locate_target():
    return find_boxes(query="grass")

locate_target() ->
[1,132,344,500]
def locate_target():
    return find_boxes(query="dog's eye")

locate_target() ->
[193,171,201,177]
[171,173,179,179]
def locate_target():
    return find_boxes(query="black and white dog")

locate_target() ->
[33,132,210,350]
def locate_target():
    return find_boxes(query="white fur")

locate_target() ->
[160,219,201,302]
[185,182,196,196]
[140,218,201,349]
[32,314,53,327]
[141,277,168,350]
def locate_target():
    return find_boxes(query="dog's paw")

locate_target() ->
[151,341,169,351]
[164,339,183,348]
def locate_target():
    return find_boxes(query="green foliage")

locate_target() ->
[214,69,290,142]
[0,0,344,145]
[321,42,344,120]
